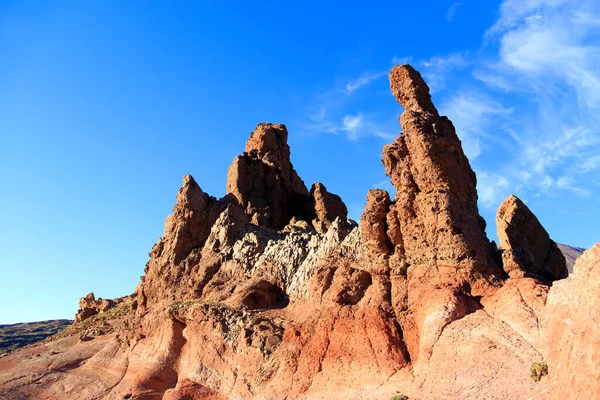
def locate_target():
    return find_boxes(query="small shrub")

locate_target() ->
[530,361,548,382]
[391,395,409,400]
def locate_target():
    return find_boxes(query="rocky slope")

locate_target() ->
[0,320,71,355]
[557,243,585,273]
[0,65,598,400]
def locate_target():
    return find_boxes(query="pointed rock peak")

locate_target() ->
[226,123,312,230]
[389,64,438,115]
[496,194,568,281]
[372,65,500,289]
[182,173,196,187]
[245,123,290,166]
[310,182,348,233]
[176,174,205,207]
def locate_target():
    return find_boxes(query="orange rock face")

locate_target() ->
[226,123,312,230]
[497,194,568,281]
[1,65,598,400]
[542,243,600,398]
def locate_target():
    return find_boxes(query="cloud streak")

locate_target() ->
[344,70,388,94]
[446,2,463,22]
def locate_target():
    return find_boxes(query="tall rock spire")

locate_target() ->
[381,64,499,282]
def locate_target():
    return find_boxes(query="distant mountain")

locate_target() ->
[0,319,72,355]
[557,243,586,274]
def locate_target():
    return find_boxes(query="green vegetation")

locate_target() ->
[530,361,549,382]
[391,395,409,400]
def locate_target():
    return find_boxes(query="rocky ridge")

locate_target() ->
[0,65,598,400]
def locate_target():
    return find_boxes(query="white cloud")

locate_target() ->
[344,71,387,94]
[420,53,469,92]
[440,92,511,160]
[476,171,510,209]
[446,2,463,22]
[467,0,600,207]
[342,114,363,139]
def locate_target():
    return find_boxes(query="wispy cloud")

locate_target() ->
[420,52,469,92]
[457,0,600,209]
[344,70,387,94]
[476,171,511,209]
[299,68,398,141]
[440,91,512,160]
[446,2,463,22]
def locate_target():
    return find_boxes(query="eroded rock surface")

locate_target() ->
[542,243,600,398]
[497,194,568,281]
[2,65,598,400]
[226,123,312,230]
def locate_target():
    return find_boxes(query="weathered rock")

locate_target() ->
[496,194,568,281]
[3,64,598,400]
[383,64,500,285]
[542,243,600,398]
[369,64,501,367]
[226,123,312,229]
[310,182,348,233]
[136,175,230,311]
[75,292,126,323]
[360,189,392,274]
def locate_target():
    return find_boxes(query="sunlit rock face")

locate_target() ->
[1,65,598,400]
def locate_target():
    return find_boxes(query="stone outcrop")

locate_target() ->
[226,123,312,230]
[360,64,502,368]
[2,64,598,400]
[382,64,499,284]
[310,182,348,233]
[496,194,568,281]
[542,243,600,398]
[74,292,127,322]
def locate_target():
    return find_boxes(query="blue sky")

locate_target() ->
[1,0,599,323]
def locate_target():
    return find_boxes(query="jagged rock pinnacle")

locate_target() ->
[496,194,568,281]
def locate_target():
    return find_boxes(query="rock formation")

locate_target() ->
[1,64,598,400]
[383,64,499,283]
[496,194,568,281]
[557,242,585,273]
[542,243,600,398]
[225,123,312,230]
[75,292,128,322]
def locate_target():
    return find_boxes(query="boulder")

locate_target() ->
[496,194,568,281]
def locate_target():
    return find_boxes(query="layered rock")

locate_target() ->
[2,64,599,400]
[496,194,568,281]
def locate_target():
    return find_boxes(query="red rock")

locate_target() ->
[310,182,348,233]
[543,243,600,398]
[2,64,598,400]
[496,194,568,281]
[226,123,311,229]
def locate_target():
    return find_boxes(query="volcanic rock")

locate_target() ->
[496,194,568,281]
[542,243,600,398]
[363,64,502,368]
[75,292,126,322]
[226,123,312,229]
[360,189,392,273]
[2,64,598,400]
[383,64,499,283]
[310,182,348,234]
